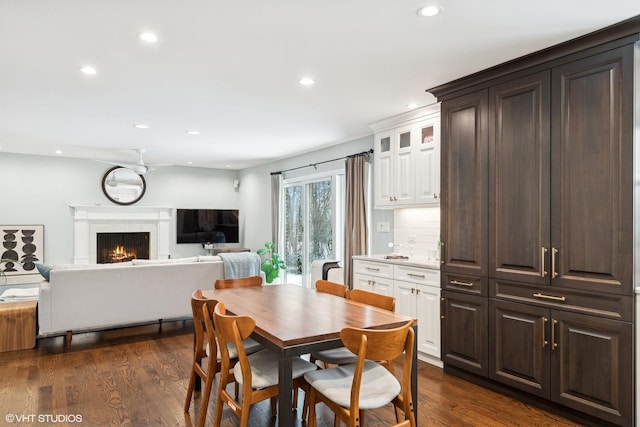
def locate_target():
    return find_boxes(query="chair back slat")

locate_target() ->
[340,320,413,362]
[315,280,348,298]
[214,275,263,289]
[349,288,396,312]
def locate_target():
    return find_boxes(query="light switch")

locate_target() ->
[376,222,390,233]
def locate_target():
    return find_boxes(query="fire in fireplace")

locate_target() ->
[96,232,150,264]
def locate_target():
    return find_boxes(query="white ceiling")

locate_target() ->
[1,1,639,170]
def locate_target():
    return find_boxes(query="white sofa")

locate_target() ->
[37,256,242,344]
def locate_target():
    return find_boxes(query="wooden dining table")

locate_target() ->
[203,284,418,427]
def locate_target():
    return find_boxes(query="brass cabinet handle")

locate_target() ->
[551,247,558,278]
[389,196,393,202]
[541,317,548,348]
[411,288,415,294]
[540,247,548,277]
[365,267,380,272]
[533,293,566,302]
[407,273,426,278]
[551,319,558,350]
[440,242,445,265]
[416,288,420,295]
[450,280,474,287]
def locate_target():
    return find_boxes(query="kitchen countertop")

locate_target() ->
[353,255,440,270]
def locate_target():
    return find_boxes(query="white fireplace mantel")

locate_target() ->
[70,205,172,264]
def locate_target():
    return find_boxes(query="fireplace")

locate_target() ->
[96,232,150,264]
[71,205,171,264]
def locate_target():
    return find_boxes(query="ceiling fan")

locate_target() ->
[96,149,155,175]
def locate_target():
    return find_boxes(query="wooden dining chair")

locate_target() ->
[212,301,317,427]
[315,279,349,298]
[311,288,396,368]
[304,320,416,427]
[214,275,263,289]
[183,290,222,427]
[349,288,396,312]
[184,290,262,427]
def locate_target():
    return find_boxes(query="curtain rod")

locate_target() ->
[270,149,373,175]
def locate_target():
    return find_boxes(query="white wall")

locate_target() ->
[0,152,240,270]
[239,134,392,255]
[1,137,395,286]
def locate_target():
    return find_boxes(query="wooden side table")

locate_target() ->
[0,300,37,352]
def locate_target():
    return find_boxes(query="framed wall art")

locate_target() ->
[1,225,44,277]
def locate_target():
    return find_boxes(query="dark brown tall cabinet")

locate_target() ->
[432,18,639,427]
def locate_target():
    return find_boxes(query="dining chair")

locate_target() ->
[304,320,416,427]
[349,288,396,312]
[315,279,349,298]
[184,290,262,427]
[311,288,396,368]
[212,301,317,427]
[214,275,263,289]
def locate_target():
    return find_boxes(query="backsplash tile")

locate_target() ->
[392,207,440,258]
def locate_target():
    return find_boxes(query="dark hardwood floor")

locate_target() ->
[0,321,585,426]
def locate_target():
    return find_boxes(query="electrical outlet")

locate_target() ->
[408,235,417,244]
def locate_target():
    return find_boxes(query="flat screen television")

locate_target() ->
[176,209,239,244]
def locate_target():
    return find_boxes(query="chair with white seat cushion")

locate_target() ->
[183,290,262,427]
[211,301,317,427]
[304,320,416,427]
[311,288,396,367]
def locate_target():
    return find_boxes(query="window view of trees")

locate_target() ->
[283,179,334,285]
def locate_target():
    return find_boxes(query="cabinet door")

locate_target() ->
[416,284,440,359]
[394,280,417,318]
[489,299,550,399]
[374,131,394,207]
[550,46,634,295]
[414,118,440,204]
[352,273,374,292]
[441,90,489,277]
[489,71,551,285]
[373,276,394,297]
[441,290,488,377]
[551,310,633,426]
[394,125,414,204]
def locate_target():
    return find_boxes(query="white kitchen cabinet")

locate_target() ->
[393,264,441,366]
[352,257,442,366]
[371,104,440,208]
[352,259,394,297]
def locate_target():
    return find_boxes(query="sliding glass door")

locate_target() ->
[282,173,343,287]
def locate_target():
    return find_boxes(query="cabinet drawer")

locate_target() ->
[394,265,439,286]
[442,273,487,296]
[353,260,393,278]
[491,279,633,322]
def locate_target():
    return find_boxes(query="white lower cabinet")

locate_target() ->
[352,258,442,366]
[352,259,394,297]
[352,273,394,296]
[393,265,441,366]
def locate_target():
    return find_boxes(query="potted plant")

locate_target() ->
[257,242,286,284]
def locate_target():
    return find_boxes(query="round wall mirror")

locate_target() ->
[101,166,146,205]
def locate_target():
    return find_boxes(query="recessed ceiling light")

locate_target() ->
[299,77,315,86]
[187,161,193,165]
[185,130,200,135]
[225,164,232,168]
[133,124,149,129]
[407,103,418,109]
[80,66,97,75]
[417,5,441,17]
[139,32,158,43]
[55,150,63,155]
